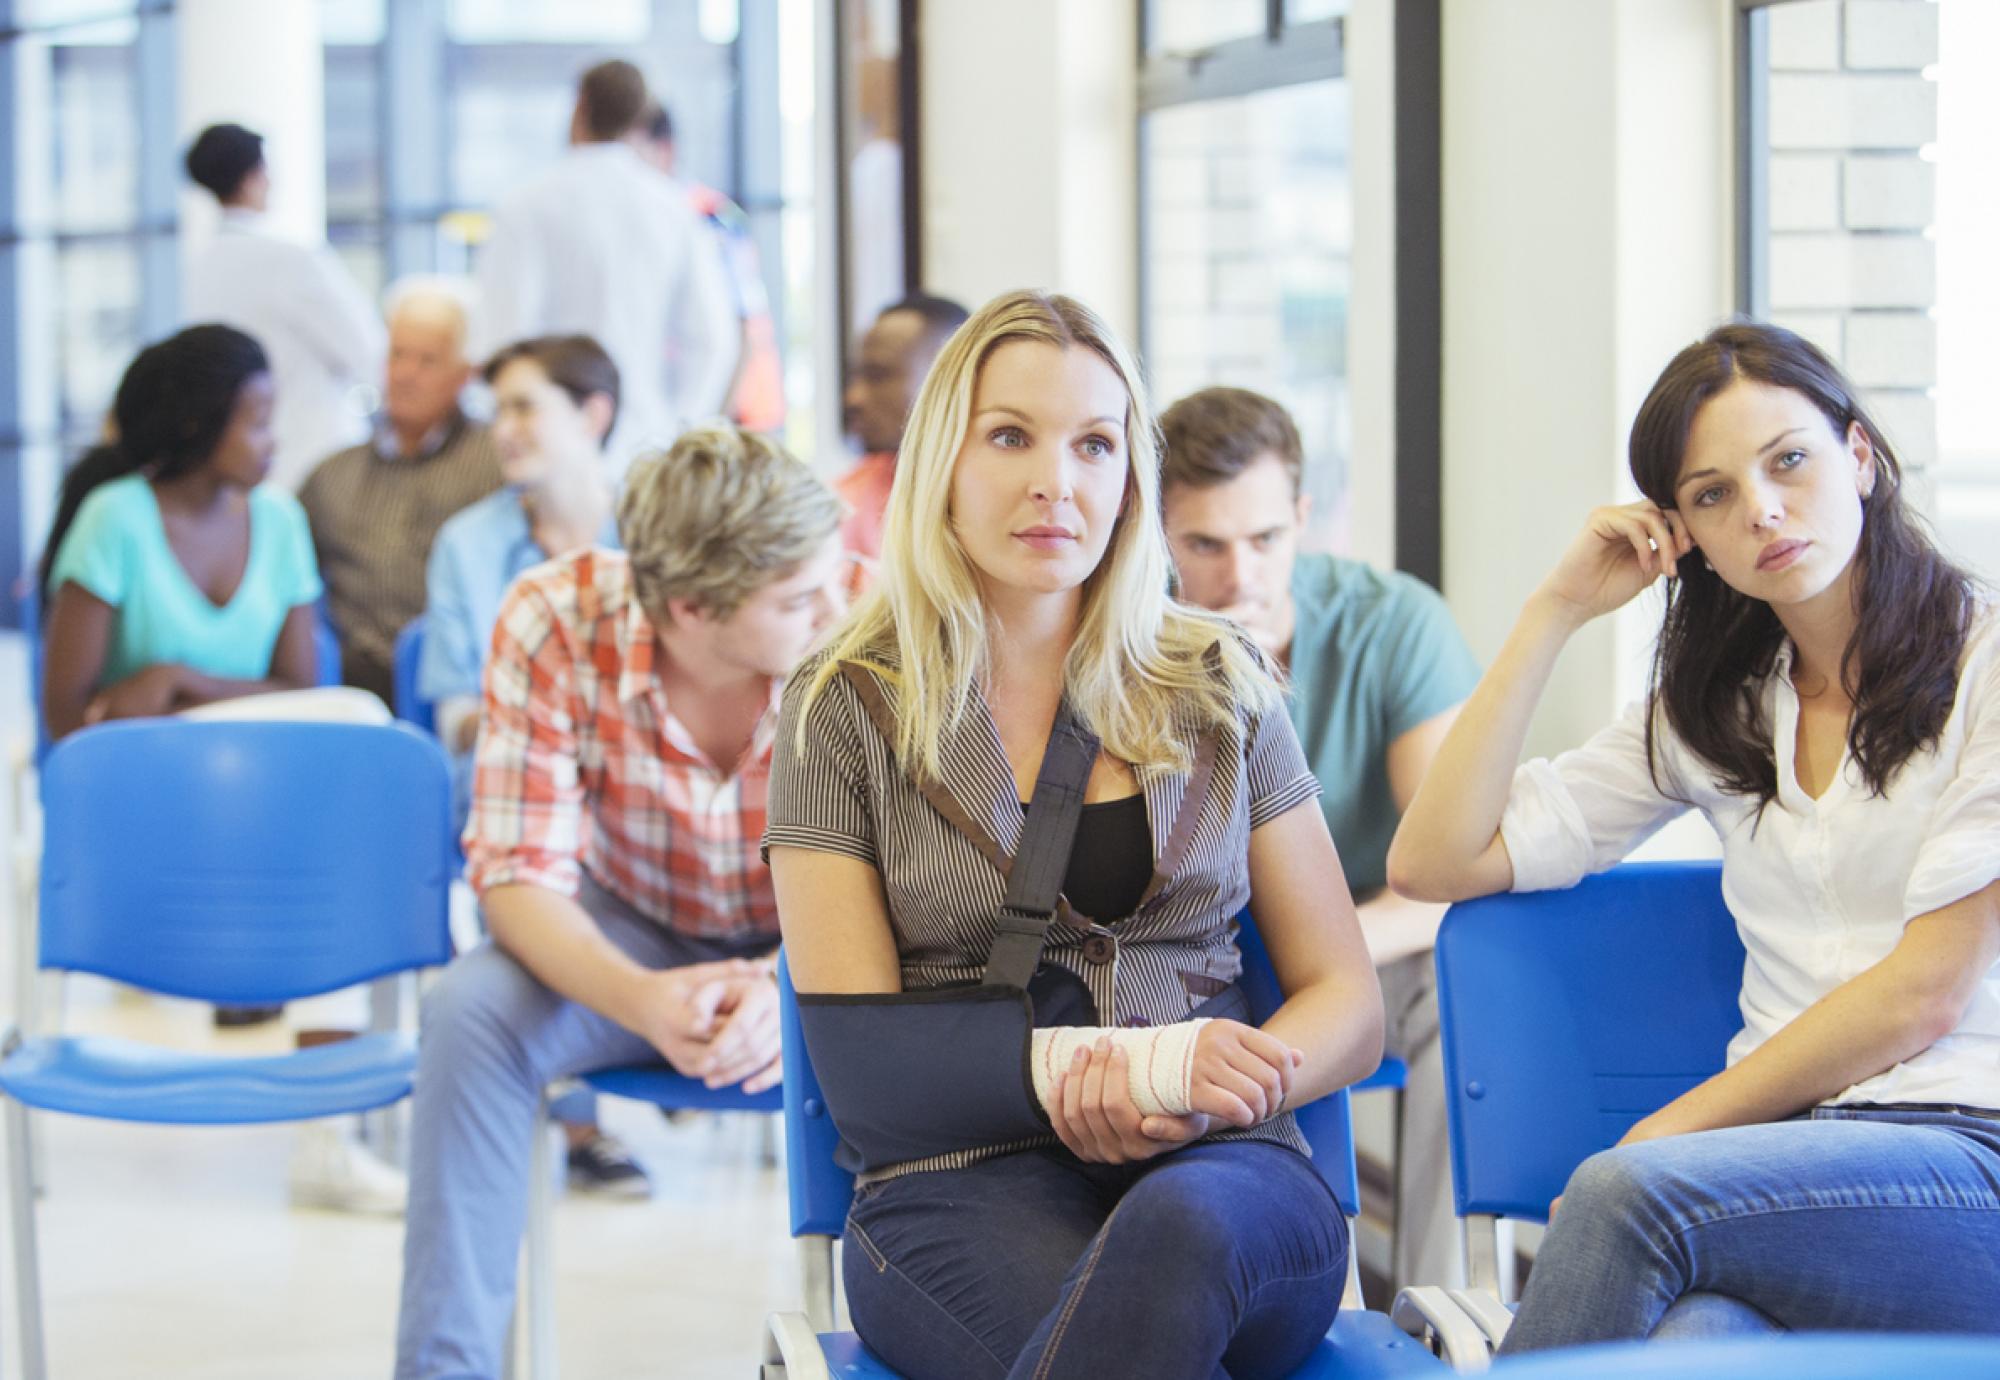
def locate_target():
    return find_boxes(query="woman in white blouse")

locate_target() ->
[1389,321,2000,1349]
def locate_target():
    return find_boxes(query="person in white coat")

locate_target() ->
[470,60,738,468]
[183,123,385,494]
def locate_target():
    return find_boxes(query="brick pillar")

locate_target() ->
[1766,0,1939,487]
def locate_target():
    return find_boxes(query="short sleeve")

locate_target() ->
[763,663,879,868]
[1377,578,1483,741]
[1903,626,2000,921]
[1244,706,1322,831]
[1499,700,1689,893]
[268,491,324,607]
[418,521,484,705]
[47,484,135,608]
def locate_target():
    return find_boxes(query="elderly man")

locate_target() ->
[300,278,503,703]
[1159,386,1481,1293]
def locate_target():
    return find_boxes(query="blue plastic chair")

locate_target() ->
[1486,1334,2000,1378]
[0,720,455,1380]
[1430,861,1743,1350]
[393,616,437,735]
[760,914,1465,1379]
[314,599,344,687]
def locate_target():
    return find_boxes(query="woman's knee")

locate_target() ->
[1562,1140,1689,1224]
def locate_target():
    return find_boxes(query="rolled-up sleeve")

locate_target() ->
[463,581,586,897]
[1904,649,2000,921]
[764,664,878,867]
[1245,706,1322,831]
[1500,700,1688,892]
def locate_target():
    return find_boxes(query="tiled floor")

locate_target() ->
[0,632,805,1378]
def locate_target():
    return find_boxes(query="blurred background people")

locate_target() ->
[834,293,967,568]
[300,277,501,703]
[183,122,384,491]
[471,61,737,466]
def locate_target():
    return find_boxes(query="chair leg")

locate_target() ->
[1387,1085,1406,1295]
[1341,1214,1365,1312]
[798,1235,837,1335]
[525,1097,558,1380]
[8,1097,49,1380]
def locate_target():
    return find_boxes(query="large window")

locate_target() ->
[1,1,174,625]
[1740,0,1994,580]
[1138,5,1352,554]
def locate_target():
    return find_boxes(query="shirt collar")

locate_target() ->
[616,595,659,707]
[372,410,462,462]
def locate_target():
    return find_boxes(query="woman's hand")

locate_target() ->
[1536,501,1694,626]
[1048,1040,1212,1164]
[1187,1018,1302,1128]
[83,663,185,725]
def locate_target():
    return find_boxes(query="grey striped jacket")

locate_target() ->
[765,653,1323,1179]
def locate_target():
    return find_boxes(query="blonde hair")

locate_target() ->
[619,426,842,619]
[802,289,1280,781]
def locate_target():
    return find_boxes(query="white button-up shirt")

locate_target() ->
[185,210,385,491]
[1501,605,2000,1111]
[470,142,739,467]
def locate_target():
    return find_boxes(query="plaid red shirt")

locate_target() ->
[465,548,781,941]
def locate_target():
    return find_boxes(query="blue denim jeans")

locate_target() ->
[843,1140,1347,1380]
[1501,1104,2000,1353]
[393,880,768,1379]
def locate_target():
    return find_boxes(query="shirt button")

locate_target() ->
[1082,934,1116,965]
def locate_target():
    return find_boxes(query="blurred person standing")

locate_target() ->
[183,123,384,492]
[299,278,502,703]
[635,102,784,434]
[834,294,967,567]
[472,61,738,465]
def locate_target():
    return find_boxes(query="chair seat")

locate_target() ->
[1481,1334,2000,1378]
[580,1063,784,1113]
[813,1310,1439,1379]
[0,1031,417,1124]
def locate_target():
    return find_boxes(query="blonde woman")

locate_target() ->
[767,291,1384,1380]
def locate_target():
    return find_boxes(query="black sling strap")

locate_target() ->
[982,703,1100,992]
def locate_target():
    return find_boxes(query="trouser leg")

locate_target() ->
[1500,1108,2000,1353]
[1378,951,1460,1289]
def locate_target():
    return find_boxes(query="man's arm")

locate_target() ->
[1355,703,1460,965]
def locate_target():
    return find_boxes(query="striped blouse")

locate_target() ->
[765,654,1323,1179]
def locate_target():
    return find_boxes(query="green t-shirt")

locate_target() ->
[48,472,324,688]
[1284,553,1481,897]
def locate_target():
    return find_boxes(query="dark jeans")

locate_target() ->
[843,1140,1347,1380]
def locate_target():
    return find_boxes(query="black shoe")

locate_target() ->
[213,1004,285,1028]
[566,1134,652,1199]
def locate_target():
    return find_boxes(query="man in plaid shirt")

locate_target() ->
[395,427,846,1379]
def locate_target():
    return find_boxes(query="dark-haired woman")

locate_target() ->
[40,324,331,741]
[1389,321,2000,1347]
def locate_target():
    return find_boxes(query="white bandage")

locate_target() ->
[1029,1019,1211,1119]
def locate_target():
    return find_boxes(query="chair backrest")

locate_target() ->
[22,578,51,767]
[392,616,437,735]
[313,603,343,687]
[1435,861,1743,1221]
[777,907,1361,1239]
[38,720,454,1002]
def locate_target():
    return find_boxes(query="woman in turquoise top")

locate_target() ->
[39,324,325,741]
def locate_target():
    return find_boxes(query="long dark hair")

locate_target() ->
[1629,321,1974,805]
[38,324,270,602]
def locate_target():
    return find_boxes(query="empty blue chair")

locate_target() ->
[760,911,1477,1379]
[393,615,437,734]
[1429,861,1743,1354]
[1486,1334,2000,1378]
[0,720,454,1380]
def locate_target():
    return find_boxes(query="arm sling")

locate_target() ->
[794,697,1105,1173]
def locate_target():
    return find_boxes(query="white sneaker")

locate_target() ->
[288,1121,409,1216]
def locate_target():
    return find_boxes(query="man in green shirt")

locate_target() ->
[1160,386,1480,1290]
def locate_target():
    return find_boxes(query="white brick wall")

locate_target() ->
[1762,0,1938,484]
[1843,0,1941,71]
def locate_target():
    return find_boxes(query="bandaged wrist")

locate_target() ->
[1029,1019,1211,1118]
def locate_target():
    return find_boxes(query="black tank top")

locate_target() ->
[1020,793,1152,921]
